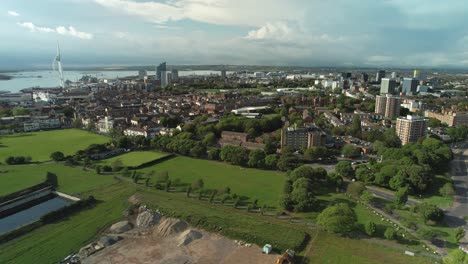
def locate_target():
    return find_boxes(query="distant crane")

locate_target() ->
[52,42,65,88]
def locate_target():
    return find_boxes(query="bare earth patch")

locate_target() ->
[82,229,278,264]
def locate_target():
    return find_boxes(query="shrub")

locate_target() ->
[347,181,366,197]
[384,228,396,240]
[50,151,65,161]
[365,221,377,236]
[317,203,357,235]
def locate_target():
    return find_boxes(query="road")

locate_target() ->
[444,141,468,251]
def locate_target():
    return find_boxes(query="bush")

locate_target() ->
[347,181,366,197]
[50,151,65,161]
[455,227,465,242]
[360,190,374,203]
[384,228,396,240]
[414,203,444,223]
[394,187,409,206]
[317,203,357,235]
[102,165,112,172]
[5,156,30,165]
[365,221,377,236]
[417,229,436,240]
[439,183,455,197]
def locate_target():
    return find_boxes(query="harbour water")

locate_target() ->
[0,70,227,92]
[0,197,71,235]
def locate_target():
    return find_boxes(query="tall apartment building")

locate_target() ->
[402,78,419,94]
[380,78,397,94]
[281,126,326,150]
[375,94,401,118]
[156,62,166,81]
[375,70,386,83]
[395,115,428,145]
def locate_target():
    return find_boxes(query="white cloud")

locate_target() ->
[93,0,302,27]
[18,22,55,33]
[7,10,20,17]
[56,26,93,39]
[17,22,93,39]
[113,31,129,39]
[245,22,295,41]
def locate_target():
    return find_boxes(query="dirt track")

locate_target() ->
[83,229,278,264]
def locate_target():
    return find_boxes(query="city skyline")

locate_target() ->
[2,0,468,69]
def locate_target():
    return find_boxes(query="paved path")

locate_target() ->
[444,142,468,252]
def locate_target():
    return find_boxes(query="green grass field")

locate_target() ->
[0,129,109,162]
[137,156,286,206]
[98,151,169,167]
[0,183,135,264]
[308,232,433,264]
[0,164,116,196]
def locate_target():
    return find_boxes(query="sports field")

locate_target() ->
[0,164,116,197]
[0,129,109,162]
[98,151,169,167]
[138,156,286,206]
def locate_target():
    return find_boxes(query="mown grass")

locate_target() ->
[0,183,136,264]
[0,129,108,162]
[415,175,454,208]
[137,156,286,206]
[0,163,116,196]
[97,150,169,167]
[137,188,307,252]
[307,232,433,264]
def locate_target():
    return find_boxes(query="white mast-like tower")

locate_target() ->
[52,42,65,88]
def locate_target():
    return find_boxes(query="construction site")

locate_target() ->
[72,202,293,264]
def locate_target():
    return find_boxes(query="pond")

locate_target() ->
[0,197,71,235]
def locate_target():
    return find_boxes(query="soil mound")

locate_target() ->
[153,217,188,238]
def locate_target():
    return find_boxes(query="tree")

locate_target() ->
[304,147,329,160]
[192,178,204,190]
[455,227,465,242]
[347,181,366,197]
[383,128,401,148]
[443,249,467,264]
[95,165,101,174]
[317,203,357,234]
[186,186,192,197]
[335,161,354,178]
[439,182,455,197]
[384,228,396,240]
[342,144,361,158]
[348,114,362,138]
[12,107,30,116]
[428,118,441,128]
[46,172,58,187]
[166,180,172,192]
[360,190,374,203]
[111,159,123,172]
[414,203,444,223]
[277,154,301,171]
[202,132,217,146]
[207,148,221,160]
[156,171,168,183]
[50,151,65,161]
[394,187,409,206]
[265,154,279,169]
[365,221,377,236]
[247,149,266,168]
[264,137,277,155]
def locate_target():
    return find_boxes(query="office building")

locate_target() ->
[361,72,369,82]
[375,70,386,82]
[160,71,168,87]
[375,94,401,118]
[280,126,326,150]
[402,78,419,94]
[413,70,421,79]
[156,62,166,81]
[391,72,397,79]
[395,115,428,145]
[138,70,147,80]
[171,69,179,81]
[380,78,397,94]
[221,70,227,79]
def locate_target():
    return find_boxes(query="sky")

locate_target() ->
[1,0,468,69]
